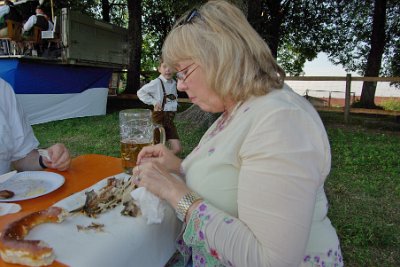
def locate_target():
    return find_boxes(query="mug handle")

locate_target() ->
[154,126,166,145]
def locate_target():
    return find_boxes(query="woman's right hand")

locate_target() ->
[137,144,182,174]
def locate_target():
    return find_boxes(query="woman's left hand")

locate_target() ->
[132,161,190,209]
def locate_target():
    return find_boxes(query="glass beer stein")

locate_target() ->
[119,109,166,174]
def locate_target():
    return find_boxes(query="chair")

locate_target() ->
[30,26,42,43]
[6,20,22,40]
[41,16,58,40]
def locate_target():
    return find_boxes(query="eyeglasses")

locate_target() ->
[176,63,199,82]
[177,8,201,26]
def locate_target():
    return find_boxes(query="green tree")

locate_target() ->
[247,0,336,75]
[246,0,399,109]
[324,0,399,108]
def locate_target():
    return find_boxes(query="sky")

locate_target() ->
[287,52,400,98]
[303,53,353,76]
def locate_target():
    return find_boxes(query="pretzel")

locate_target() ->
[0,207,68,266]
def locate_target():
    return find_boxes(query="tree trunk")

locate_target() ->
[126,0,142,94]
[247,0,262,32]
[264,0,284,58]
[176,105,220,129]
[359,0,387,108]
[101,0,110,23]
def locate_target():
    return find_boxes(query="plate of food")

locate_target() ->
[0,171,65,202]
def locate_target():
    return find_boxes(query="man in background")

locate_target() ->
[0,0,23,54]
[22,5,53,33]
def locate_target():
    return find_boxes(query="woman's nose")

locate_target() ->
[176,80,187,92]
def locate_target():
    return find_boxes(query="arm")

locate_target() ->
[13,143,71,172]
[23,15,36,33]
[137,80,162,107]
[0,6,10,19]
[183,109,329,266]
[12,150,42,171]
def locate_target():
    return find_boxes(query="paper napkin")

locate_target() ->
[130,187,166,224]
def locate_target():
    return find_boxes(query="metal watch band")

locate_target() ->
[175,191,202,222]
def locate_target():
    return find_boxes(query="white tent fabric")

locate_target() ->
[16,87,108,125]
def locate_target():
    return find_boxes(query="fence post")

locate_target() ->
[344,74,351,123]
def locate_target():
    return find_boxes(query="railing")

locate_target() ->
[286,74,400,122]
[110,74,400,122]
[304,89,356,107]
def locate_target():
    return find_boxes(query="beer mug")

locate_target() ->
[119,109,166,174]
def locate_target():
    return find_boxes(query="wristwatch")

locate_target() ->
[175,191,202,222]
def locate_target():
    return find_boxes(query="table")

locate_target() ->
[0,154,180,267]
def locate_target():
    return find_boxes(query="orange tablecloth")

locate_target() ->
[0,154,123,267]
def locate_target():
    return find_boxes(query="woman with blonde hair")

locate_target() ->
[134,1,343,266]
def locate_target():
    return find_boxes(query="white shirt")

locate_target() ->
[137,75,178,112]
[23,14,54,32]
[180,84,342,266]
[0,79,39,174]
[0,5,10,20]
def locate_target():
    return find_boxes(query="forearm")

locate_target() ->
[183,201,270,267]
[12,150,43,172]
[137,87,159,106]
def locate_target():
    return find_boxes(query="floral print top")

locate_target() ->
[167,85,344,267]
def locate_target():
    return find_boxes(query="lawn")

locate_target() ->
[32,109,400,266]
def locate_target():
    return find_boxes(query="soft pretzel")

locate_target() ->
[0,207,68,266]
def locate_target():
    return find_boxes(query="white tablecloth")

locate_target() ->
[27,173,181,267]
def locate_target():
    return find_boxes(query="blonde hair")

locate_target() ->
[162,0,285,102]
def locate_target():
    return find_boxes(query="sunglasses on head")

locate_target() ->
[177,8,201,26]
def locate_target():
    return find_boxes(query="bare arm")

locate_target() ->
[12,150,42,171]
[12,143,71,172]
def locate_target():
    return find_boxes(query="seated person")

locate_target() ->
[22,5,53,35]
[21,5,54,55]
[0,0,23,38]
[0,78,71,175]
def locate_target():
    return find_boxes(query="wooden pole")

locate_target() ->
[50,0,54,21]
[344,74,352,123]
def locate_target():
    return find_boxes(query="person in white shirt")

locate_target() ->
[0,0,22,26]
[137,58,182,154]
[22,5,53,34]
[133,1,344,266]
[0,78,71,175]
[0,0,22,39]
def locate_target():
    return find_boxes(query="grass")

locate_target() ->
[380,98,400,111]
[32,110,400,266]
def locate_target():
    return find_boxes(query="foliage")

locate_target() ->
[278,1,338,75]
[140,0,204,70]
[141,0,174,58]
[245,0,337,75]
[325,0,399,83]
[32,111,400,266]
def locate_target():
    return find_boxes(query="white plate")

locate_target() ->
[0,171,65,202]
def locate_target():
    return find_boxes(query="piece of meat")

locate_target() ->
[73,176,139,218]
[0,190,14,199]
